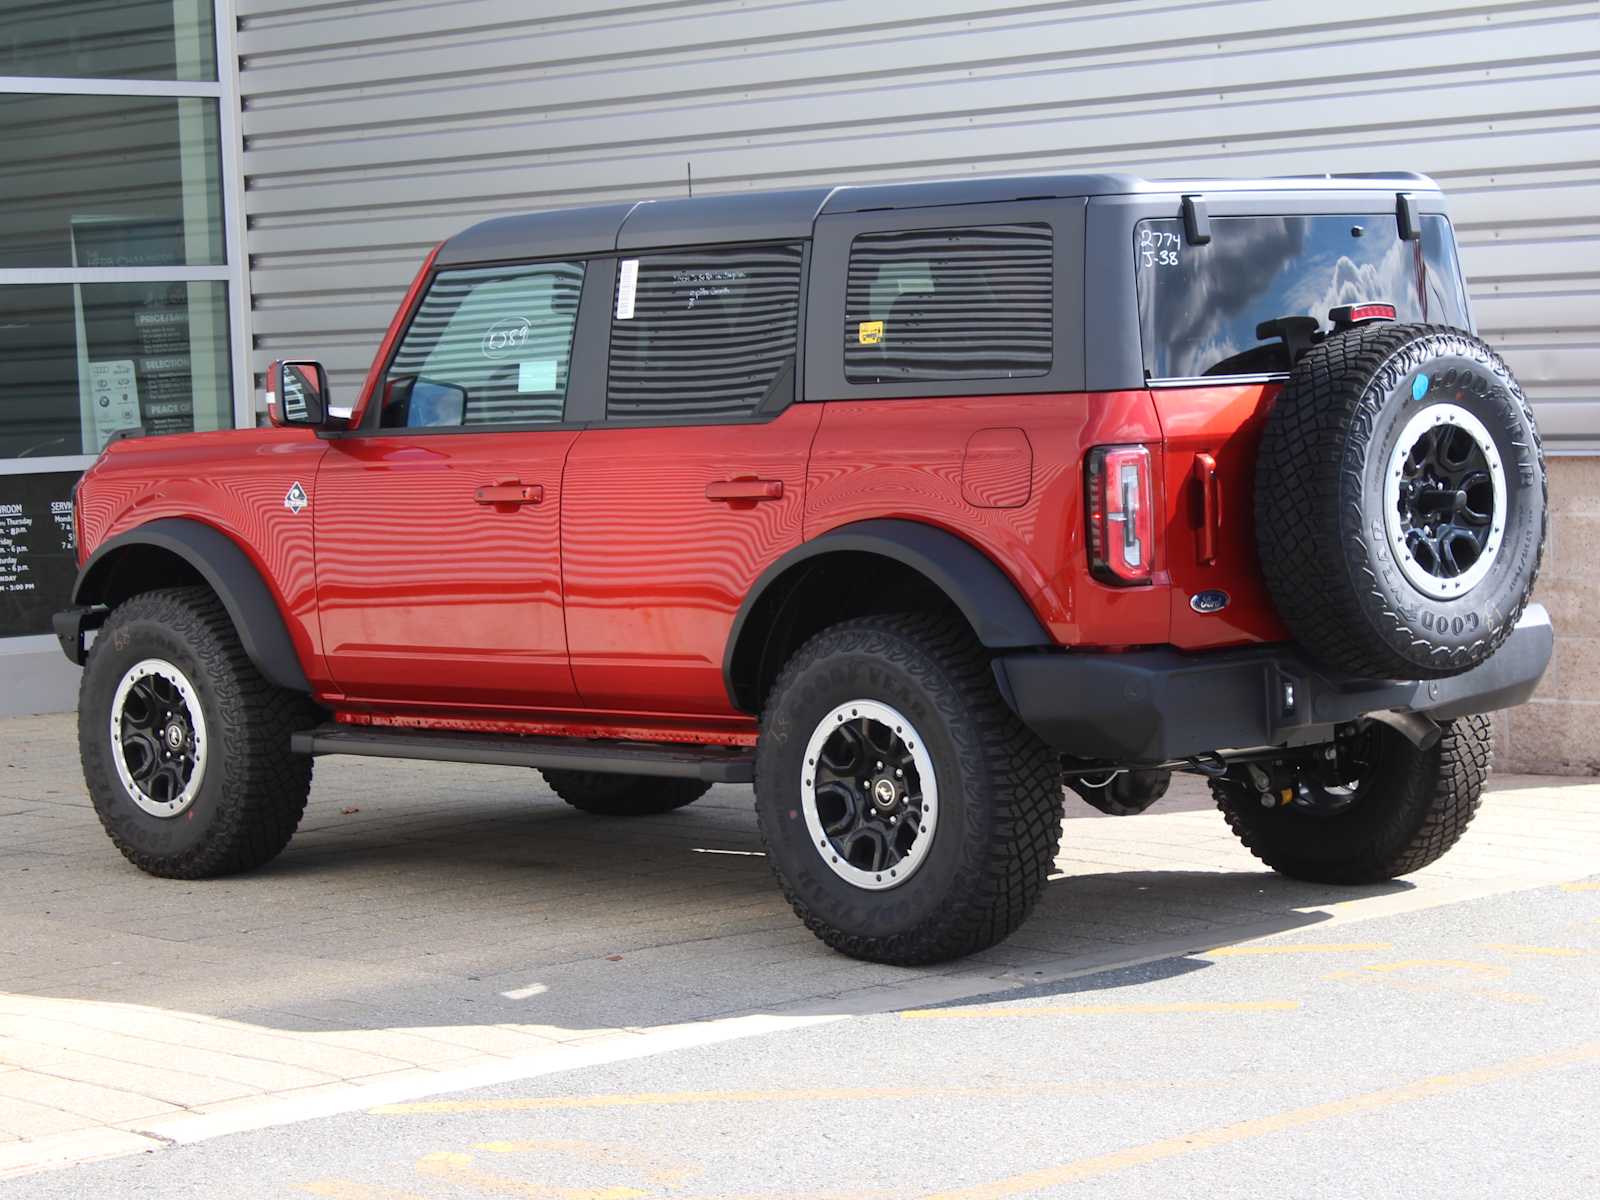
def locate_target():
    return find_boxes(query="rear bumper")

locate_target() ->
[993,604,1554,764]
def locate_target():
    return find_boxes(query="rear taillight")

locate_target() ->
[1086,445,1155,586]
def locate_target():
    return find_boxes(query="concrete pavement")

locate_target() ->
[2,710,1598,1182]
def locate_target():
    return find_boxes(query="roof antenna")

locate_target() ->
[686,161,694,198]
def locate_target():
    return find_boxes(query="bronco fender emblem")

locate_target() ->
[284,481,308,514]
[1190,589,1230,614]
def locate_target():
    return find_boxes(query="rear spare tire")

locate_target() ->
[1255,323,1545,680]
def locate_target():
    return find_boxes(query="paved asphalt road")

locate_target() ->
[6,879,1598,1199]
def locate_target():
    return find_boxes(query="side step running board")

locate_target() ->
[290,724,754,784]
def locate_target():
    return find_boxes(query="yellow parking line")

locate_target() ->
[1208,942,1391,957]
[1486,943,1591,957]
[1561,882,1600,892]
[917,1041,1600,1199]
[373,1078,1246,1116]
[415,1151,646,1199]
[301,1183,431,1200]
[900,1001,1298,1020]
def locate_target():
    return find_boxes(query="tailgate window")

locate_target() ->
[1135,214,1469,381]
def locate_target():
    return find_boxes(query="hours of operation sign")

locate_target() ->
[0,472,80,640]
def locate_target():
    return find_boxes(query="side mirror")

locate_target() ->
[266,360,331,428]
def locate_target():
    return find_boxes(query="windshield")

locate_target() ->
[1135,213,1469,380]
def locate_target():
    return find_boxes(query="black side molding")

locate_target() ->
[72,518,311,692]
[723,518,1053,712]
[52,605,108,666]
[292,724,755,784]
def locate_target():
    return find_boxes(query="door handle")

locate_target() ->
[705,478,784,502]
[1192,453,1220,564]
[474,481,543,505]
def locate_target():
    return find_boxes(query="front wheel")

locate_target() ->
[755,614,1063,965]
[1211,715,1491,884]
[78,586,316,878]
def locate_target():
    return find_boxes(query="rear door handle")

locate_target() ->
[474,481,544,506]
[1192,453,1220,564]
[705,478,784,502]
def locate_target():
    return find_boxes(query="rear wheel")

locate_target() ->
[541,770,711,816]
[78,586,315,878]
[1210,715,1491,884]
[755,614,1063,965]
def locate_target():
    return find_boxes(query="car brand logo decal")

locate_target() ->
[1190,589,1230,614]
[284,481,309,514]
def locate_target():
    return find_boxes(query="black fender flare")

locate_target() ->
[73,518,312,693]
[723,518,1052,711]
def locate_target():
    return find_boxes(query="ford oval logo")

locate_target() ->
[1190,589,1230,614]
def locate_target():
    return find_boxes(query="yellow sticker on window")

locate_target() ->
[857,320,884,345]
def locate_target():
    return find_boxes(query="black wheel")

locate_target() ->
[755,613,1063,965]
[1210,715,1491,884]
[541,770,711,816]
[1256,323,1545,679]
[78,587,316,879]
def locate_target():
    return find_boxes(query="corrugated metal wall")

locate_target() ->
[235,0,1600,449]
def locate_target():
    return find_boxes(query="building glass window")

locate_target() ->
[0,0,217,81]
[0,93,225,269]
[607,243,804,422]
[1,282,231,458]
[1,1,240,643]
[383,261,585,428]
[844,224,1054,384]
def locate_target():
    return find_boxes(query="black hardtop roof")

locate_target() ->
[434,171,1441,267]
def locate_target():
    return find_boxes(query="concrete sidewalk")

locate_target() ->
[2,711,1598,1179]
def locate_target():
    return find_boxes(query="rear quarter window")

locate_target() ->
[1135,214,1469,380]
[844,223,1053,383]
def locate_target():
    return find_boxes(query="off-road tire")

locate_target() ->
[1210,715,1491,884]
[1256,323,1545,680]
[79,586,316,878]
[541,770,711,816]
[755,613,1063,965]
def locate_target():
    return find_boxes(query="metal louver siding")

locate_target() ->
[236,0,1600,450]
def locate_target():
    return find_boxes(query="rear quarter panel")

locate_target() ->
[805,391,1171,648]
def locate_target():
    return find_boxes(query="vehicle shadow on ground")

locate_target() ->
[11,797,1414,1039]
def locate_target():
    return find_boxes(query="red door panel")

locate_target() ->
[1149,382,1291,648]
[313,431,579,708]
[561,405,822,715]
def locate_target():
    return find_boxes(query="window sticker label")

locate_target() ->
[616,259,639,320]
[858,320,884,345]
[518,359,558,393]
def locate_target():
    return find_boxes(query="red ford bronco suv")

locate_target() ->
[56,172,1551,965]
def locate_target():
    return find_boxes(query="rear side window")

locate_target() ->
[1135,214,1470,380]
[383,261,584,428]
[607,243,804,422]
[844,224,1053,384]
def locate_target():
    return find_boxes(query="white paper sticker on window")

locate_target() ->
[616,258,639,320]
[518,359,559,393]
